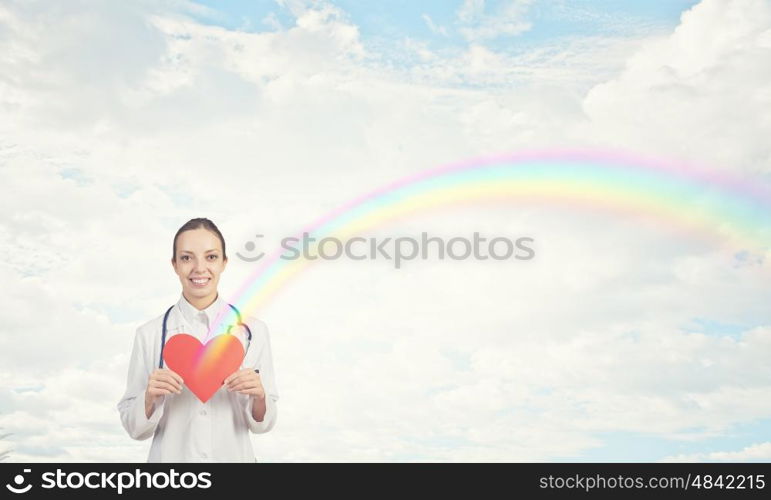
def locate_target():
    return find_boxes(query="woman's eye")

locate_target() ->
[181,256,189,261]
[208,255,218,260]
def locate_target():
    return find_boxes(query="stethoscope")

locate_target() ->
[158,303,253,369]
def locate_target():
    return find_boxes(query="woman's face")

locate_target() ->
[171,228,227,304]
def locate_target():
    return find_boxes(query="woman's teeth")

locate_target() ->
[191,278,210,285]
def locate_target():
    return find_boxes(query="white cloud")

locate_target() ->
[456,0,533,42]
[422,13,448,37]
[580,0,771,176]
[661,441,771,462]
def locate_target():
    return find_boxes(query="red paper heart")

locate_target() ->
[162,333,245,403]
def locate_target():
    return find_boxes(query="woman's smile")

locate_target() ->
[189,277,211,288]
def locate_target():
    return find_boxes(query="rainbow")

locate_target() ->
[207,149,771,337]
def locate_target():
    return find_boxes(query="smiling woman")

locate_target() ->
[116,217,280,463]
[171,219,229,307]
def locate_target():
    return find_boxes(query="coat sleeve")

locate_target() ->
[116,326,166,440]
[238,318,279,434]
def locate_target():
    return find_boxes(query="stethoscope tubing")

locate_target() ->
[158,303,252,369]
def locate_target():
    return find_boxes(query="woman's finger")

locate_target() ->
[228,375,258,390]
[228,381,250,391]
[238,387,264,397]
[154,371,182,385]
[157,373,182,389]
[148,388,169,397]
[149,387,172,396]
[149,380,176,392]
[150,380,181,394]
[229,380,259,392]
[226,372,250,386]
[227,381,249,391]
[224,369,250,385]
[164,369,184,385]
[153,378,181,393]
[152,369,183,386]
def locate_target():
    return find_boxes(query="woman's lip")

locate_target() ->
[189,277,211,286]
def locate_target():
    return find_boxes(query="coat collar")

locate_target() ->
[176,292,227,328]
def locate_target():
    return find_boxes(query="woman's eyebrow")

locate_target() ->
[179,249,220,254]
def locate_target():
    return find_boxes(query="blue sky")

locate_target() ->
[191,0,701,45]
[578,417,771,462]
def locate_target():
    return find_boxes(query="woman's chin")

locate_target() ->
[186,284,214,296]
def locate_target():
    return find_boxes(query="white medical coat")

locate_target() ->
[116,292,279,462]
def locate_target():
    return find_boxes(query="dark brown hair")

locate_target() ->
[172,218,227,262]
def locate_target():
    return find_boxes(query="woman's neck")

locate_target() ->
[184,291,218,311]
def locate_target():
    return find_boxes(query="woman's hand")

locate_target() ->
[224,368,265,399]
[144,368,183,418]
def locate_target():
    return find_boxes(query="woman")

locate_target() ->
[117,218,279,462]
